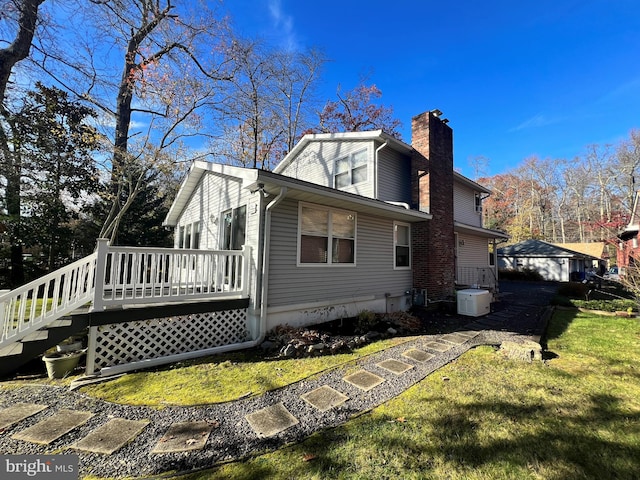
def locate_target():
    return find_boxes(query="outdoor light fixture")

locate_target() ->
[430,108,443,117]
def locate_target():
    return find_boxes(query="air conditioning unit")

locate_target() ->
[457,289,491,317]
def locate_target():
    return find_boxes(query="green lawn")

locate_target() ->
[175,309,640,480]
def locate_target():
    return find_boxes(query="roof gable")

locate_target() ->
[498,239,601,259]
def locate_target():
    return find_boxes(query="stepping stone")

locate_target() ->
[245,403,299,438]
[151,421,215,454]
[343,370,385,391]
[72,418,149,455]
[0,403,47,430]
[402,348,434,363]
[12,409,93,445]
[441,333,471,345]
[376,358,414,375]
[424,341,452,352]
[455,330,479,339]
[301,385,349,412]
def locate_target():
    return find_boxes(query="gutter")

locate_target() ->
[373,141,388,199]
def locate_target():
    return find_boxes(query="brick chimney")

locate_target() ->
[411,110,455,300]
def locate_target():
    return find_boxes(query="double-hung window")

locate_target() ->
[299,203,356,265]
[334,149,368,188]
[394,222,411,268]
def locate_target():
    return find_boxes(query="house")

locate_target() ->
[497,239,605,282]
[616,191,640,272]
[164,110,508,332]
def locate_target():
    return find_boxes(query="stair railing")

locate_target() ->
[0,253,98,348]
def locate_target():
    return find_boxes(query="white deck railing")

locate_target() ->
[456,266,497,290]
[0,239,251,348]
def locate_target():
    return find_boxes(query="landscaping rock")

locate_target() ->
[499,340,542,362]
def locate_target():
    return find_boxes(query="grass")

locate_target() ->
[174,309,640,480]
[77,337,415,407]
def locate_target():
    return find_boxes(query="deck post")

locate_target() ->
[92,239,110,312]
[241,245,251,298]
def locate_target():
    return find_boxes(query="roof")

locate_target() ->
[497,239,602,259]
[272,130,491,194]
[455,221,508,240]
[552,242,606,259]
[164,161,433,226]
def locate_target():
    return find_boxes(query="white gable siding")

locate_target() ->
[174,172,262,300]
[266,198,412,308]
[377,143,411,204]
[278,140,375,198]
[454,182,482,227]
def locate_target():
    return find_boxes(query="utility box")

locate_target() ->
[457,289,491,317]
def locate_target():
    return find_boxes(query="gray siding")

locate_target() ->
[377,143,411,204]
[279,140,375,198]
[454,181,482,227]
[267,198,412,307]
[456,233,489,268]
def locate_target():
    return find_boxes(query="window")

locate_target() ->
[178,222,200,249]
[221,206,246,250]
[394,222,411,268]
[334,149,368,188]
[299,204,356,265]
[475,192,483,214]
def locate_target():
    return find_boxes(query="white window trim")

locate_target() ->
[333,147,369,189]
[178,221,200,249]
[297,202,357,267]
[393,221,411,270]
[474,192,483,214]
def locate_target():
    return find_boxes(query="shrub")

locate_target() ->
[557,282,590,298]
[499,268,544,281]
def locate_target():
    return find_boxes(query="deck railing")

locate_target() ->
[0,239,250,348]
[456,266,497,290]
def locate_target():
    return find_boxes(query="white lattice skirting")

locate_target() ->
[88,309,249,374]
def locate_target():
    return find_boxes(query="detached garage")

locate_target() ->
[497,239,604,282]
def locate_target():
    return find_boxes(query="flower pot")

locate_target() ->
[42,351,84,379]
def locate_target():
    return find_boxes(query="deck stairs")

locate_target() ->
[0,311,89,377]
[1,240,250,378]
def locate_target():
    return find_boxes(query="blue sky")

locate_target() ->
[223,0,640,178]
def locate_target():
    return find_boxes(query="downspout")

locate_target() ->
[374,141,388,199]
[255,187,288,344]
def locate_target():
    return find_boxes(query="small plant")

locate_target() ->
[355,309,377,333]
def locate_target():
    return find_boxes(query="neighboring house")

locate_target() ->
[164,110,508,331]
[617,191,640,271]
[497,239,604,282]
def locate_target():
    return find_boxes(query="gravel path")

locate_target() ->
[0,281,557,479]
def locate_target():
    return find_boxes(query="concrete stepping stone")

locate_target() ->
[151,421,215,454]
[0,403,47,430]
[300,385,349,412]
[376,358,414,375]
[12,409,93,445]
[343,370,385,391]
[72,418,149,455]
[424,341,452,352]
[441,333,471,345]
[402,348,434,363]
[245,402,299,438]
[455,330,480,339]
